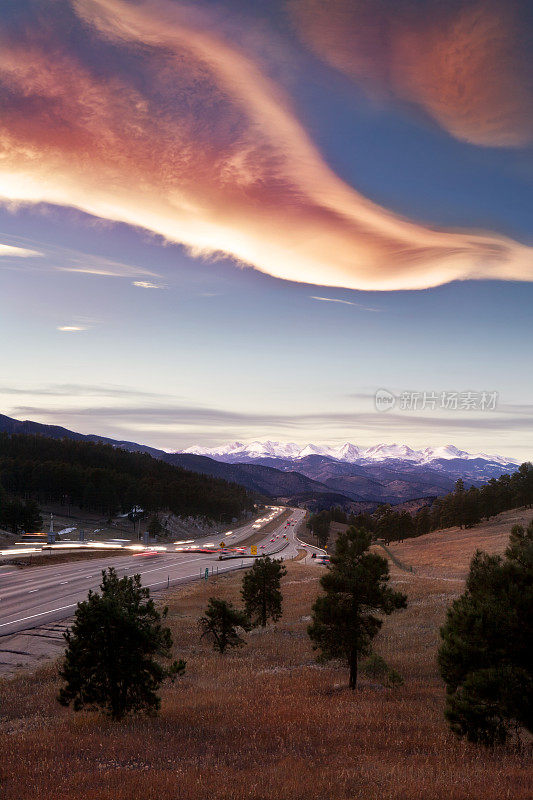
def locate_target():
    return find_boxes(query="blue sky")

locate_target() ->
[0,0,532,458]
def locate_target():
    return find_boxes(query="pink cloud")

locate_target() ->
[0,0,531,291]
[288,0,533,148]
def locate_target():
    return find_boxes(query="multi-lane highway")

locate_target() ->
[0,506,318,638]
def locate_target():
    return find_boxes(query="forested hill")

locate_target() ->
[0,433,255,522]
[0,413,161,456]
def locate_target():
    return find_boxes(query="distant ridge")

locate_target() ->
[0,414,522,510]
[179,439,516,466]
[0,413,162,457]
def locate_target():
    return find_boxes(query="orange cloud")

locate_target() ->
[289,0,533,148]
[0,0,531,291]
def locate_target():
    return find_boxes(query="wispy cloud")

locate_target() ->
[56,314,100,333]
[0,383,171,399]
[310,296,380,311]
[0,0,530,292]
[0,233,160,279]
[132,280,166,289]
[11,403,533,434]
[58,255,161,279]
[6,399,529,458]
[57,325,88,332]
[0,243,43,258]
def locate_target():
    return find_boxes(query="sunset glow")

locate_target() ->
[0,0,531,456]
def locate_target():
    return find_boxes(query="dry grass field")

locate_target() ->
[386,507,532,579]
[0,511,531,800]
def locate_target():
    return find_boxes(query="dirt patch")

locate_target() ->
[0,622,69,675]
[292,549,308,562]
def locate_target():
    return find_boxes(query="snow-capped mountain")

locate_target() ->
[178,440,516,466]
[332,443,361,461]
[182,440,303,460]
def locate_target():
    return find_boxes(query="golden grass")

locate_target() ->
[1,514,532,799]
[386,508,532,579]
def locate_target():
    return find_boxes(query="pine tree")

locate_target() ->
[241,555,287,627]
[308,510,331,547]
[308,528,407,689]
[58,568,185,719]
[200,598,250,653]
[453,478,466,527]
[415,505,431,536]
[463,487,482,528]
[438,522,533,744]
[398,510,414,541]
[506,521,533,566]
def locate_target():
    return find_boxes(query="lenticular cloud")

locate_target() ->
[0,0,531,290]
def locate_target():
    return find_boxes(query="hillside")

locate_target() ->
[165,453,338,498]
[0,414,350,506]
[228,454,518,502]
[0,414,524,508]
[1,509,531,800]
[383,506,532,580]
[0,433,254,523]
[0,414,161,457]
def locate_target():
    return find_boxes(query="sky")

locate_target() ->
[0,0,532,459]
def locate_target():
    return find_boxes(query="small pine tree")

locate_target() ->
[58,568,185,720]
[199,598,250,653]
[308,528,407,689]
[241,555,287,627]
[506,521,533,566]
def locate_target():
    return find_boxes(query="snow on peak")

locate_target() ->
[179,440,515,465]
[422,444,468,461]
[332,443,361,460]
[298,443,331,458]
[362,443,419,460]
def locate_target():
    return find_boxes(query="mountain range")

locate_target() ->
[172,440,520,510]
[0,414,522,512]
[180,440,514,466]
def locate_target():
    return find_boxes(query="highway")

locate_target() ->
[0,506,317,638]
